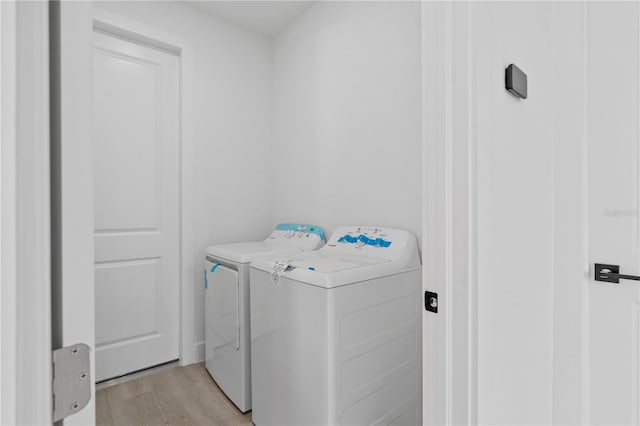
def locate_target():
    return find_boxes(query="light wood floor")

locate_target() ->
[96,363,252,426]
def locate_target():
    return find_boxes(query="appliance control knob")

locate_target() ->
[285,230,295,238]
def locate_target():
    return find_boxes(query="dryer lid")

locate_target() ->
[205,241,305,264]
[205,224,325,264]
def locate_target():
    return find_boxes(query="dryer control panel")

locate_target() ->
[268,223,325,242]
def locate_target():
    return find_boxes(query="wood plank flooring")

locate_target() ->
[96,363,252,426]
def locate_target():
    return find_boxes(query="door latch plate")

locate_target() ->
[425,291,438,313]
[53,343,91,422]
[595,263,620,284]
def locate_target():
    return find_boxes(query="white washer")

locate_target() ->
[250,226,422,425]
[204,223,325,413]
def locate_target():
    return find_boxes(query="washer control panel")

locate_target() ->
[325,226,417,261]
[337,232,392,248]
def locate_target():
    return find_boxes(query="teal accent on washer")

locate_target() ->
[275,223,325,241]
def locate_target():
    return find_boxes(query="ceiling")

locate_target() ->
[184,1,314,37]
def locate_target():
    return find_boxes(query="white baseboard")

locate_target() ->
[193,340,205,363]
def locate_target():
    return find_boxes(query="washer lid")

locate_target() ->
[286,252,389,273]
[250,225,421,288]
[250,252,417,289]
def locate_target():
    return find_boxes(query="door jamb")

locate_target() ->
[91,8,198,366]
[422,2,477,424]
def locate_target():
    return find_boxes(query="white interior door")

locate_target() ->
[425,2,640,423]
[588,3,640,424]
[92,30,180,381]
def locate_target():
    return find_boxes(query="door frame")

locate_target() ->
[1,0,52,424]
[422,2,478,424]
[91,9,198,366]
[0,2,478,424]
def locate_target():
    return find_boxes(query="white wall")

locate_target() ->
[471,3,555,424]
[94,1,274,359]
[271,1,422,242]
[92,0,423,366]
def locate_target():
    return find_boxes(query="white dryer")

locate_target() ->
[250,226,422,425]
[204,223,325,413]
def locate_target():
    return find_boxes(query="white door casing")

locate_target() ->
[421,2,477,424]
[2,1,52,424]
[93,30,180,381]
[421,2,450,425]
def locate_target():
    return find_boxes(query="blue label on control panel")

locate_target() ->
[337,234,392,247]
[275,223,325,241]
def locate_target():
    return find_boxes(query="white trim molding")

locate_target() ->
[1,1,52,424]
[193,340,206,364]
[1,1,19,423]
[91,8,198,367]
[422,2,477,424]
